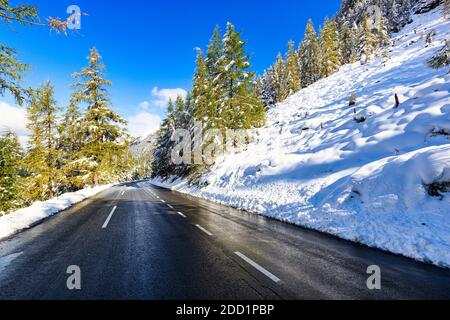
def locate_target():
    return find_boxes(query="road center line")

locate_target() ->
[161,199,165,203]
[102,206,117,229]
[195,224,213,236]
[234,252,281,283]
[177,212,187,218]
[121,191,125,196]
[167,204,174,209]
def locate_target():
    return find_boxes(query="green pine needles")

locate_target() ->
[152,22,265,179]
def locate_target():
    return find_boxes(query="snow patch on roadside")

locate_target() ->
[0,184,114,240]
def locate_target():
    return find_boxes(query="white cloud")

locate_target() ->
[138,101,150,110]
[0,101,28,145]
[127,112,162,138]
[151,87,187,108]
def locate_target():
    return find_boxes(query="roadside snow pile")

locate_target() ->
[321,145,450,211]
[151,8,450,267]
[311,146,450,266]
[0,184,114,240]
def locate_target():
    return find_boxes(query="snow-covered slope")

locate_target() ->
[152,8,450,267]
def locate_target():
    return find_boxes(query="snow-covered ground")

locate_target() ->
[0,184,114,240]
[151,8,450,268]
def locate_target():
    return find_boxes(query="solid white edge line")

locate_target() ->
[234,252,281,283]
[177,212,187,218]
[195,224,213,236]
[102,206,117,229]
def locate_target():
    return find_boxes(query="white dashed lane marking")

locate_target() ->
[102,206,117,229]
[195,224,213,236]
[234,252,281,283]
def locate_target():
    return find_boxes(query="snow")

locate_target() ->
[224,60,235,71]
[0,184,114,240]
[150,8,450,268]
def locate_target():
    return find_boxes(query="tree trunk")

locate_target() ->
[93,171,99,186]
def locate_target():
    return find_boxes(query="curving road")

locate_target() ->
[1,182,450,300]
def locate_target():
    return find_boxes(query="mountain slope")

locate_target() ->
[336,0,442,32]
[130,133,158,158]
[152,7,450,267]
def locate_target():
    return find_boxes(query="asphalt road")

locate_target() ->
[1,181,450,300]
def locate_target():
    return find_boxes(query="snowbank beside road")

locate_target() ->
[0,184,114,240]
[150,8,450,268]
[311,145,450,267]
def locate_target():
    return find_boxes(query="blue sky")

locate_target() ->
[0,0,341,139]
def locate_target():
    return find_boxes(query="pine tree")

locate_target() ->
[301,19,321,87]
[331,19,342,65]
[174,95,183,113]
[184,91,193,112]
[152,100,176,178]
[359,13,376,63]
[0,1,39,25]
[285,40,301,95]
[221,22,265,129]
[401,0,413,25]
[174,94,190,131]
[183,91,195,136]
[0,131,24,214]
[0,0,68,31]
[24,81,62,201]
[206,25,224,80]
[256,69,277,107]
[0,0,37,90]
[330,20,342,59]
[388,0,401,32]
[317,25,325,77]
[443,0,450,18]
[174,93,194,177]
[0,2,75,105]
[321,17,341,77]
[273,53,289,102]
[268,66,280,105]
[205,26,226,130]
[168,99,175,119]
[59,97,82,153]
[427,40,450,69]
[58,96,85,191]
[377,16,392,47]
[192,49,210,124]
[183,90,201,176]
[71,48,128,186]
[189,49,214,175]
[0,44,27,105]
[153,22,265,179]
[340,23,357,64]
